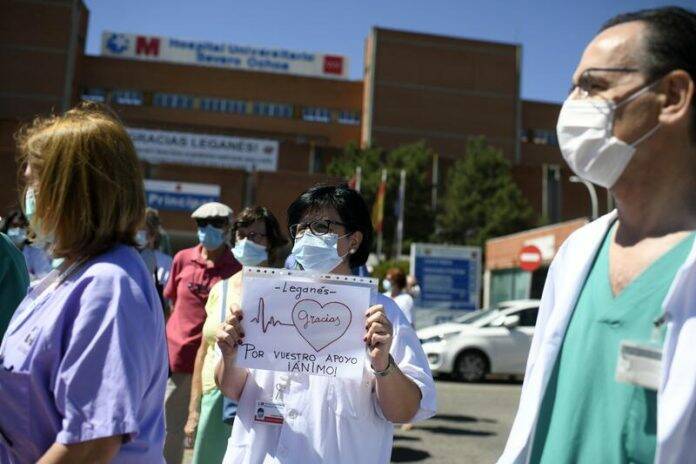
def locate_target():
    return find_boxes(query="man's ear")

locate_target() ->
[658,69,694,127]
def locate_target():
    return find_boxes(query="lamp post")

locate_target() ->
[570,176,598,220]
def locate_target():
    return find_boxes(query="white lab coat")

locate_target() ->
[499,211,696,464]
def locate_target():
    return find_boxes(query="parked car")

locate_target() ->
[416,300,541,382]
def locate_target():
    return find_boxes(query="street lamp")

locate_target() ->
[570,176,598,220]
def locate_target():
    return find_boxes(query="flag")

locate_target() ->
[372,170,387,233]
[347,166,362,192]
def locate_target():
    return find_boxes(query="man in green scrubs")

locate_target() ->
[0,232,30,340]
[499,6,696,464]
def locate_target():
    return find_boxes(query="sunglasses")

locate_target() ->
[196,217,228,229]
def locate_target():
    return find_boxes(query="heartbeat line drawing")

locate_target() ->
[250,298,294,333]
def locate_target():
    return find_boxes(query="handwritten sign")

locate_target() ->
[235,267,377,379]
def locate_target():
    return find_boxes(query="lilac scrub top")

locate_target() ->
[0,245,168,464]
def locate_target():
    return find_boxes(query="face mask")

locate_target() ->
[232,238,268,266]
[52,257,65,269]
[383,279,392,292]
[556,81,661,188]
[135,230,148,248]
[25,188,37,222]
[197,225,225,250]
[292,231,351,273]
[7,227,27,246]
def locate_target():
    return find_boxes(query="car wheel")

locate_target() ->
[455,350,488,382]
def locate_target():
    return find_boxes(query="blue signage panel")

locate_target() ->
[144,179,220,212]
[410,243,481,311]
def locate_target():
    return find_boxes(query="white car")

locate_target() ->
[417,300,541,382]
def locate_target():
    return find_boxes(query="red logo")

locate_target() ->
[136,36,160,56]
[323,55,344,75]
[518,245,543,272]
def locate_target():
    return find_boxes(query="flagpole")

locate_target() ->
[376,169,387,259]
[395,169,406,260]
[355,166,362,193]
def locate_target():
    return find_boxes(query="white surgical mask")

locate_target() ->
[557,81,661,188]
[292,231,350,273]
[7,227,27,246]
[232,238,268,266]
[383,279,392,292]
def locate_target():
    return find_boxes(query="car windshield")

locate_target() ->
[454,308,496,324]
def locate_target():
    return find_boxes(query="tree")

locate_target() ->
[327,141,435,257]
[435,137,534,249]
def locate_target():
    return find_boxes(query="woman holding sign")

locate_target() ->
[216,185,436,464]
[185,206,287,464]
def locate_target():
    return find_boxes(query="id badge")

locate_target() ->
[254,400,285,425]
[615,340,662,391]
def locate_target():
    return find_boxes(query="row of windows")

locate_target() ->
[520,129,558,146]
[80,88,361,125]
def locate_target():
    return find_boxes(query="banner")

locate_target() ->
[128,128,278,171]
[102,31,349,79]
[234,267,377,379]
[144,179,220,212]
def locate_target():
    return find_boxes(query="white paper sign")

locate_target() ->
[235,267,377,379]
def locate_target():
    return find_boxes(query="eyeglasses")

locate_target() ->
[236,230,267,241]
[289,219,348,240]
[569,67,640,99]
[195,217,228,229]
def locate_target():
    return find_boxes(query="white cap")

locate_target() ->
[191,202,233,219]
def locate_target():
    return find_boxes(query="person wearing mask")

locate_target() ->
[0,230,29,340]
[137,207,173,306]
[185,206,287,464]
[383,267,415,326]
[164,202,241,463]
[406,275,421,300]
[0,103,168,462]
[215,185,436,464]
[1,209,52,280]
[500,7,696,464]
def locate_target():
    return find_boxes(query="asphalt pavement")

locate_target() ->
[391,378,522,463]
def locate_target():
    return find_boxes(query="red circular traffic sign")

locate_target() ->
[518,245,542,272]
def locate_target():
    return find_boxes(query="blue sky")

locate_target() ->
[83,0,692,104]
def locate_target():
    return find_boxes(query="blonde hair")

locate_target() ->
[16,102,145,260]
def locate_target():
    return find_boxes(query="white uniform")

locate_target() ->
[499,211,696,464]
[223,293,436,464]
[384,291,414,325]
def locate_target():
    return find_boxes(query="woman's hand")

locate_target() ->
[216,304,245,359]
[183,411,199,445]
[364,304,393,371]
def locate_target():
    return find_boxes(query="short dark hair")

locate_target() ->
[233,206,288,260]
[601,7,696,138]
[287,184,373,268]
[0,209,27,234]
[386,267,407,290]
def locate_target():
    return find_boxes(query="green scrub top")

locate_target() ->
[0,233,30,340]
[531,224,695,464]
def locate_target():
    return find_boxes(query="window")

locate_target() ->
[521,129,558,146]
[338,110,360,125]
[542,164,562,223]
[153,93,194,109]
[81,88,106,103]
[111,89,143,106]
[253,102,293,118]
[302,107,331,123]
[517,307,539,327]
[225,100,247,115]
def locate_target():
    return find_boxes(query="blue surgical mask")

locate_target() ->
[232,238,268,266]
[292,231,350,273]
[135,230,148,248]
[198,225,225,250]
[7,227,27,246]
[25,188,36,222]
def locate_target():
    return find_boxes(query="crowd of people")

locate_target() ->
[0,5,695,464]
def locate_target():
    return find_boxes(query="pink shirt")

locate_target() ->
[164,245,240,373]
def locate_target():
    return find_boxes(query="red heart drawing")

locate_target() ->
[291,299,352,352]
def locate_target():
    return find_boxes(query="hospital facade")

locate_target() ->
[2,0,609,253]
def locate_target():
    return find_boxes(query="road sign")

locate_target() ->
[518,245,542,272]
[410,243,481,311]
